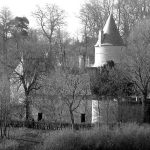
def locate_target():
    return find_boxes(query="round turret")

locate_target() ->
[93,13,125,67]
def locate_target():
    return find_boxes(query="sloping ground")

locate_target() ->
[11,128,43,150]
[0,139,19,150]
[0,128,44,150]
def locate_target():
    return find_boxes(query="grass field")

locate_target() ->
[43,123,150,150]
[1,123,150,150]
[0,127,44,150]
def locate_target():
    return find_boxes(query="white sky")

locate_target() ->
[0,0,85,37]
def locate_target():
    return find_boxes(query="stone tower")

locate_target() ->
[93,13,124,67]
[92,13,125,123]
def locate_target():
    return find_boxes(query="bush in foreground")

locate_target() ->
[43,123,150,150]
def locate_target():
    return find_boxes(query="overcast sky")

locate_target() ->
[1,0,85,37]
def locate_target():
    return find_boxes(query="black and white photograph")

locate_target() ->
[0,0,150,149]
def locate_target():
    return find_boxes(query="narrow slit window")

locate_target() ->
[38,113,42,121]
[81,113,85,123]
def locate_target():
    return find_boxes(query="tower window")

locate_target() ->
[81,113,85,123]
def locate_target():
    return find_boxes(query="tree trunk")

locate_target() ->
[69,109,75,130]
[25,94,31,121]
[0,38,10,138]
[106,97,110,126]
[97,100,101,127]
[142,94,150,123]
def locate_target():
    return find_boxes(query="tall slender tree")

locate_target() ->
[0,8,12,137]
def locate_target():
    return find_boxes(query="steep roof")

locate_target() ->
[100,14,124,46]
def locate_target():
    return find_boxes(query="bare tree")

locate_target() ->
[0,7,13,137]
[33,4,65,52]
[10,36,53,121]
[115,0,150,43]
[32,73,66,122]
[125,19,150,123]
[54,64,90,129]
[79,0,111,38]
[54,29,72,66]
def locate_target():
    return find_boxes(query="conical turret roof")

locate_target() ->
[101,14,124,46]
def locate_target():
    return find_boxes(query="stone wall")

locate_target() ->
[118,102,143,123]
[92,100,143,125]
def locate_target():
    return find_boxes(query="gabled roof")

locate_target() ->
[96,13,124,46]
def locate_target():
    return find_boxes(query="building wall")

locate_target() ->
[94,46,124,67]
[92,99,143,125]
[92,100,118,124]
[74,100,92,124]
[51,99,92,124]
[32,94,92,124]
[118,102,143,123]
[11,98,143,124]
